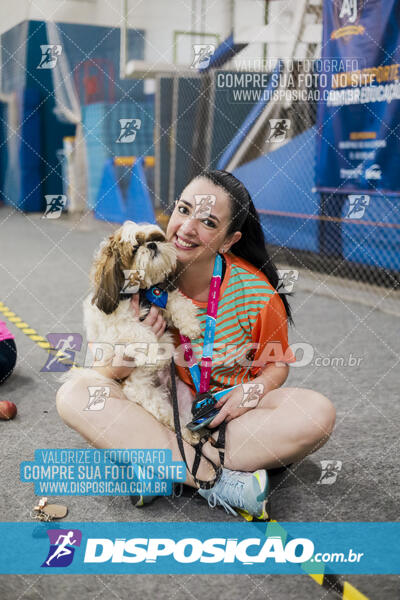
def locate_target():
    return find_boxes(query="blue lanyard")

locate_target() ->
[179,253,223,393]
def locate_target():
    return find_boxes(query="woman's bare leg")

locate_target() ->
[217,387,336,472]
[57,373,335,483]
[56,373,219,488]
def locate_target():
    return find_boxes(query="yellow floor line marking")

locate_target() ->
[343,582,369,600]
[0,300,79,366]
[264,520,369,599]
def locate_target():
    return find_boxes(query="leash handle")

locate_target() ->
[170,357,225,490]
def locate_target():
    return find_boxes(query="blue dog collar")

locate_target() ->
[145,285,168,309]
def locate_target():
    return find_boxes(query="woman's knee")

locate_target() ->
[56,381,75,426]
[282,388,336,454]
[56,374,93,426]
[291,389,335,451]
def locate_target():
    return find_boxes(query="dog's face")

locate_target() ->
[91,221,177,314]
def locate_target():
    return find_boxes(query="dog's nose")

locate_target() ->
[147,242,157,251]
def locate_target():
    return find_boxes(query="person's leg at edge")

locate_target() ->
[0,338,17,385]
[56,375,335,487]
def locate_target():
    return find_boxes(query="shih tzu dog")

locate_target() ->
[82,220,201,445]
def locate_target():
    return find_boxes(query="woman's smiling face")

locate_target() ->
[166,177,241,266]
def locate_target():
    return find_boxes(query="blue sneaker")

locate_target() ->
[131,483,184,507]
[198,468,269,520]
[131,494,156,508]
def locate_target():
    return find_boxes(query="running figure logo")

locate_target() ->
[276,270,299,293]
[42,195,67,219]
[317,460,342,485]
[239,383,264,408]
[42,529,82,568]
[268,119,291,143]
[85,386,110,411]
[41,333,82,372]
[190,44,215,69]
[193,194,216,219]
[346,195,370,219]
[37,45,62,69]
[116,119,142,143]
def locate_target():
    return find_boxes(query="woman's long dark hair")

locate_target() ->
[196,169,293,324]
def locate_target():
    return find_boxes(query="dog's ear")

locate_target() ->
[91,234,125,314]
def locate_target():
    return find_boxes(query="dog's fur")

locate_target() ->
[79,221,201,445]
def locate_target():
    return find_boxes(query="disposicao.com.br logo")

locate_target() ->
[83,536,314,564]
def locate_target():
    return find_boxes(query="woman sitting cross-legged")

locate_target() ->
[56,170,335,519]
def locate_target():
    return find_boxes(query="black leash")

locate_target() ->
[170,357,226,490]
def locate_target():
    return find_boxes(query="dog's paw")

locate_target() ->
[178,301,202,339]
[180,320,202,340]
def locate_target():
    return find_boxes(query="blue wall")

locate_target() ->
[0,20,146,210]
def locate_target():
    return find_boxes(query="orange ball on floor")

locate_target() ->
[0,401,17,420]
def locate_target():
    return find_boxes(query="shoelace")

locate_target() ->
[207,493,238,516]
[207,474,246,516]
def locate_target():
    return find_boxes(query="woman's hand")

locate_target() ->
[208,385,255,428]
[208,364,289,427]
[130,294,167,339]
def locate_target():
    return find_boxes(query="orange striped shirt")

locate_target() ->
[172,252,295,396]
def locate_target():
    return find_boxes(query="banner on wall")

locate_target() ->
[315,0,400,195]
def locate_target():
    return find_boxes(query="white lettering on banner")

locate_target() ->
[83,536,315,564]
[327,82,400,107]
[84,539,115,563]
[339,0,358,24]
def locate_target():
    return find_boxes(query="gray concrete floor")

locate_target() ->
[0,206,399,599]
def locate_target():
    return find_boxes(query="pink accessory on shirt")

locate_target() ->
[0,321,14,342]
